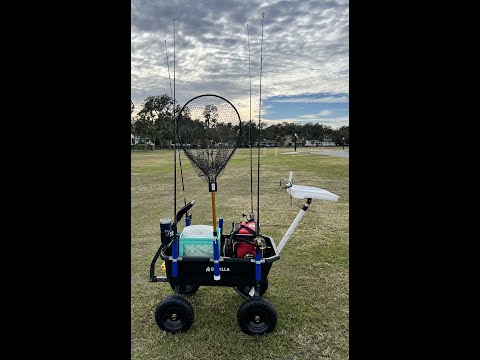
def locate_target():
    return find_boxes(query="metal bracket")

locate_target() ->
[250,259,265,263]
[169,256,183,261]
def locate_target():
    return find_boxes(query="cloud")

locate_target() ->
[263,115,349,128]
[299,110,333,119]
[270,96,349,104]
[131,0,349,127]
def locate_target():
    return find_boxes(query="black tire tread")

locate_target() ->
[237,297,278,335]
[155,295,194,333]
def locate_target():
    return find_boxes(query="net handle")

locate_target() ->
[211,192,217,231]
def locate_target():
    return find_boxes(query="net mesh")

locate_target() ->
[177,95,242,185]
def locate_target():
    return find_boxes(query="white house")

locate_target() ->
[131,134,154,145]
[305,139,321,147]
[320,135,335,147]
[305,136,336,147]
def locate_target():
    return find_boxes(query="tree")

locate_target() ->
[133,112,152,151]
[202,105,219,129]
[138,94,174,148]
[333,125,349,145]
[131,101,135,136]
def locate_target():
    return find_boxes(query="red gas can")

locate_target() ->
[232,220,257,258]
[236,221,256,235]
[235,242,256,258]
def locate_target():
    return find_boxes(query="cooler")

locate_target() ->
[178,224,220,257]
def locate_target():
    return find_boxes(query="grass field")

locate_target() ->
[131,147,349,359]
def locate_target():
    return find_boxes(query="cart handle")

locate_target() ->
[276,198,312,254]
[149,245,164,282]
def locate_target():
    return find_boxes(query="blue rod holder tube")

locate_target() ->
[255,251,262,281]
[172,236,178,278]
[213,235,220,281]
[185,216,190,226]
[218,217,223,235]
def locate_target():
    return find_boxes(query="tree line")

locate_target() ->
[131,94,349,149]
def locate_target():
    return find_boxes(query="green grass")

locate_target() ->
[131,147,349,359]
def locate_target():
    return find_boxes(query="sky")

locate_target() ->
[131,0,349,129]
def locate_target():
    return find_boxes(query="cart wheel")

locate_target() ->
[237,297,277,335]
[235,278,268,298]
[155,295,194,333]
[170,284,200,295]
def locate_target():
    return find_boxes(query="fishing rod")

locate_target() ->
[169,18,180,279]
[165,40,172,99]
[257,12,264,235]
[173,18,177,228]
[247,24,254,220]
[165,40,188,213]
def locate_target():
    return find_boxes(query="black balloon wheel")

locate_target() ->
[161,305,186,330]
[237,298,277,335]
[155,295,194,333]
[247,307,270,333]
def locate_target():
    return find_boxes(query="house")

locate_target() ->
[305,139,321,147]
[131,134,153,146]
[283,135,304,147]
[305,136,336,147]
[255,140,278,147]
[320,135,335,147]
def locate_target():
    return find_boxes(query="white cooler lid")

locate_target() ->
[180,224,214,238]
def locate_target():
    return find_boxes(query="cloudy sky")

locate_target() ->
[131,0,349,129]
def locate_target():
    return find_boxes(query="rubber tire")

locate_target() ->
[235,278,268,298]
[170,283,200,295]
[237,297,278,335]
[155,295,195,333]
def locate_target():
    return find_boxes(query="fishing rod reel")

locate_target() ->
[280,170,294,189]
[255,235,267,250]
[280,178,292,189]
[280,171,294,206]
[241,212,255,222]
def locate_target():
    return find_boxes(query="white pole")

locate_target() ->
[277,198,312,254]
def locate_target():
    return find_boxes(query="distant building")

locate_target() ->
[305,136,336,147]
[283,135,304,147]
[255,140,278,147]
[321,135,335,147]
[305,139,321,147]
[131,134,153,145]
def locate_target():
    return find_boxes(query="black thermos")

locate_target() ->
[160,218,172,246]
